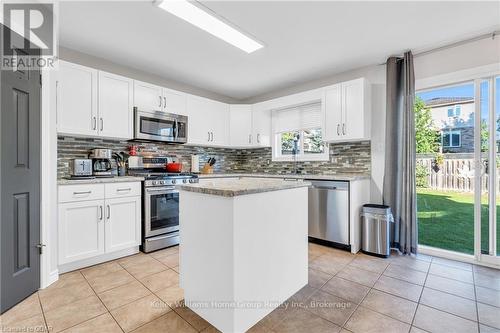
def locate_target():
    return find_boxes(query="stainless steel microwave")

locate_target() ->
[133,108,188,143]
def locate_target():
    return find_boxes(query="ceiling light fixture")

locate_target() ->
[155,0,264,53]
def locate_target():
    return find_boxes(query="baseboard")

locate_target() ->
[58,247,139,274]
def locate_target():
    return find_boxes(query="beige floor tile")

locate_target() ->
[429,263,474,284]
[87,269,135,293]
[480,324,500,333]
[80,261,124,280]
[290,285,317,304]
[387,255,430,273]
[173,302,211,331]
[478,303,500,329]
[308,268,332,289]
[361,289,417,324]
[156,253,179,268]
[39,280,95,312]
[432,257,472,271]
[111,294,170,332]
[306,290,356,326]
[259,302,291,329]
[273,307,342,333]
[349,255,389,274]
[44,295,107,333]
[117,253,153,269]
[1,314,47,333]
[149,246,179,259]
[131,312,196,333]
[321,276,370,304]
[172,266,180,273]
[413,304,478,333]
[247,321,275,333]
[420,287,477,321]
[123,258,168,279]
[200,326,222,333]
[476,286,500,307]
[154,285,184,308]
[309,254,349,275]
[474,265,500,278]
[308,243,330,258]
[373,275,422,302]
[0,293,42,325]
[336,265,381,287]
[345,306,410,333]
[474,272,500,291]
[424,274,475,300]
[47,271,86,290]
[140,269,179,292]
[383,264,427,285]
[98,280,151,310]
[60,313,122,333]
[410,327,428,333]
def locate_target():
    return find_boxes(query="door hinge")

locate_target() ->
[36,243,46,254]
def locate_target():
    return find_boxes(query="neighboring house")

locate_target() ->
[425,97,475,153]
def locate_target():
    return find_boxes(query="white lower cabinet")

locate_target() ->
[104,196,141,253]
[58,182,141,269]
[58,200,105,265]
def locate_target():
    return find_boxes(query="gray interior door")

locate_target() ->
[1,46,42,313]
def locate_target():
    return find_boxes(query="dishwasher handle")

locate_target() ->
[308,180,349,191]
[311,185,348,191]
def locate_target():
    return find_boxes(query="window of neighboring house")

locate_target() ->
[447,107,454,117]
[272,102,329,161]
[455,105,461,116]
[442,130,461,148]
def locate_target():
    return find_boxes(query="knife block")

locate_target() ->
[201,163,214,174]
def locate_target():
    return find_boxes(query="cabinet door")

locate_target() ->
[134,80,162,112]
[163,88,187,115]
[342,79,365,140]
[210,101,229,146]
[186,95,211,145]
[58,200,104,265]
[323,84,343,141]
[252,105,272,147]
[57,61,98,136]
[229,105,253,147]
[105,196,141,253]
[98,71,134,139]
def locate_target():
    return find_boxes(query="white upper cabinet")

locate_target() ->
[133,80,163,112]
[186,95,229,146]
[251,104,272,147]
[57,61,98,136]
[229,105,253,147]
[98,71,134,139]
[322,78,370,142]
[162,88,187,115]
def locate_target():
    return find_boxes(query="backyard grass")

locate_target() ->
[417,188,500,255]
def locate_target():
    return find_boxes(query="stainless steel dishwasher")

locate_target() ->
[307,180,349,246]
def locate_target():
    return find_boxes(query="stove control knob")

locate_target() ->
[172,179,177,184]
[152,181,158,185]
[183,179,187,183]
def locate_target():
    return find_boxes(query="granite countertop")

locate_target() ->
[197,173,370,181]
[58,176,145,185]
[178,177,311,197]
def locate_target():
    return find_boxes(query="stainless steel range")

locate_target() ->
[129,156,198,253]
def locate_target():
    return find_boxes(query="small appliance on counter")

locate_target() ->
[69,159,94,179]
[89,148,114,178]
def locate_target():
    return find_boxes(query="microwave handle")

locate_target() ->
[173,119,178,139]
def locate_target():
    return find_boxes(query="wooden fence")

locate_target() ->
[416,155,499,193]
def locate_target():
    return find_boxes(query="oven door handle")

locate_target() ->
[146,187,178,194]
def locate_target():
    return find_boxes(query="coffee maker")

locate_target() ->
[89,148,113,177]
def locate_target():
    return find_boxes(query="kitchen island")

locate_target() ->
[178,178,310,333]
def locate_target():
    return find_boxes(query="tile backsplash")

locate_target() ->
[57,136,371,179]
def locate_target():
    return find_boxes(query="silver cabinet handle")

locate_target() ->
[342,123,346,135]
[107,205,110,219]
[92,116,97,130]
[211,132,214,142]
[248,134,251,144]
[164,97,167,109]
[257,134,260,144]
[99,206,103,220]
[100,118,103,131]
[116,188,131,192]
[73,191,91,195]
[159,96,162,108]
[337,124,340,136]
[208,131,211,141]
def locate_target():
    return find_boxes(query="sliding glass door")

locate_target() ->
[416,75,500,265]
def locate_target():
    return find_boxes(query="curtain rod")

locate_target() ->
[381,30,499,64]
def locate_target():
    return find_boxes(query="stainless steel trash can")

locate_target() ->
[361,204,394,257]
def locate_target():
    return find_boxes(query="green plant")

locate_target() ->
[434,153,444,166]
[415,97,440,154]
[416,163,429,188]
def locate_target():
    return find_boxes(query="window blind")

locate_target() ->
[272,102,322,132]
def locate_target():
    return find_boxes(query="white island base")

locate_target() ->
[179,181,309,333]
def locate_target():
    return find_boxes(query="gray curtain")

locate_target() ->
[383,51,417,255]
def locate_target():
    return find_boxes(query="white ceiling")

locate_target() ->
[59,1,500,101]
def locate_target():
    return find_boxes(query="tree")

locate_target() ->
[415,96,440,154]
